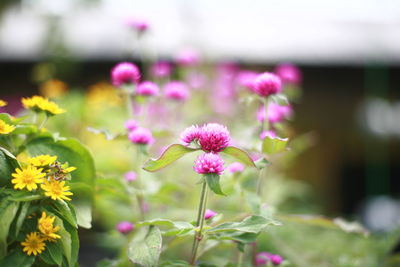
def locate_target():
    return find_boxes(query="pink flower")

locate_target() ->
[199,123,230,153]
[136,81,159,96]
[257,104,266,122]
[256,252,283,266]
[125,18,149,33]
[124,119,139,131]
[194,153,224,175]
[176,49,200,66]
[275,63,302,85]
[260,130,277,140]
[252,72,282,97]
[204,209,217,220]
[111,62,141,87]
[236,70,258,91]
[269,254,283,265]
[268,103,292,123]
[151,61,172,77]
[116,221,134,234]
[164,81,190,101]
[124,171,137,182]
[180,125,201,145]
[128,127,154,145]
[227,162,245,173]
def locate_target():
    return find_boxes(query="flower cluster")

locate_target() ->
[21,212,61,256]
[11,154,75,201]
[256,251,283,266]
[22,95,65,115]
[125,119,154,145]
[0,119,15,134]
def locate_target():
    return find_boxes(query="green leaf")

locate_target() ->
[49,200,78,228]
[205,174,225,196]
[209,231,259,244]
[0,148,19,187]
[15,202,30,237]
[12,125,37,135]
[0,249,35,267]
[56,217,79,267]
[128,226,162,267]
[143,144,200,172]
[136,219,194,237]
[8,191,42,202]
[160,260,190,267]
[254,158,271,169]
[221,146,256,168]
[26,136,95,228]
[45,240,63,266]
[0,113,13,124]
[262,136,289,155]
[0,200,19,258]
[206,215,276,234]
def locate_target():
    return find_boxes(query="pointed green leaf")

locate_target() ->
[0,249,35,267]
[136,219,195,237]
[262,136,289,155]
[0,149,19,187]
[206,215,277,234]
[128,226,162,267]
[205,174,225,196]
[143,144,200,172]
[221,146,256,168]
[0,200,19,258]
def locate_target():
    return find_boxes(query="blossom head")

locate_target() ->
[11,166,45,191]
[124,119,139,131]
[227,162,245,173]
[136,81,159,97]
[111,62,141,87]
[116,221,134,234]
[128,127,154,145]
[252,72,282,97]
[38,212,61,241]
[21,232,46,256]
[275,63,302,85]
[151,61,172,77]
[164,81,190,101]
[199,123,230,153]
[267,103,292,123]
[204,209,217,220]
[236,70,258,91]
[176,49,200,66]
[0,119,15,134]
[125,18,149,33]
[124,171,137,182]
[194,153,224,175]
[256,252,283,266]
[180,125,201,145]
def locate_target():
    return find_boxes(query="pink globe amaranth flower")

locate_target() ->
[176,49,200,66]
[124,119,139,131]
[136,81,159,96]
[116,221,134,234]
[269,254,283,265]
[204,209,217,220]
[151,61,172,78]
[256,252,271,266]
[199,123,230,153]
[124,171,137,182]
[125,18,149,33]
[180,125,201,145]
[227,162,245,173]
[111,62,141,87]
[275,63,302,85]
[257,104,266,122]
[267,103,292,123]
[194,153,224,175]
[252,72,282,97]
[236,70,258,91]
[128,127,154,145]
[260,130,277,140]
[164,81,190,101]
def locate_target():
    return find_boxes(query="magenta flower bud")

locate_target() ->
[267,103,292,123]
[199,123,230,153]
[275,63,302,85]
[260,130,277,140]
[256,252,271,266]
[257,104,266,122]
[204,209,217,220]
[194,153,224,175]
[136,81,159,96]
[128,127,154,145]
[151,61,172,78]
[269,254,283,265]
[236,70,258,91]
[125,18,149,33]
[176,49,200,66]
[124,119,139,131]
[116,221,134,234]
[252,72,282,97]
[180,125,201,145]
[124,171,137,182]
[227,162,245,173]
[164,81,190,101]
[111,62,141,87]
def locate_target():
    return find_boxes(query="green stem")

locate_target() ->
[135,147,145,220]
[256,166,268,196]
[237,248,244,267]
[39,114,49,129]
[190,181,209,265]
[126,92,134,119]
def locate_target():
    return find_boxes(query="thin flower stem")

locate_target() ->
[190,181,209,266]
[39,114,49,130]
[256,166,268,196]
[126,92,134,118]
[135,147,145,220]
[237,248,244,267]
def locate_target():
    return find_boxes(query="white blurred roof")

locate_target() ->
[1,0,400,64]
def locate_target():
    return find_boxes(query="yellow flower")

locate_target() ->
[38,212,61,241]
[62,166,76,173]
[0,99,7,107]
[21,95,65,115]
[41,179,73,201]
[28,155,57,167]
[39,79,68,98]
[21,232,46,256]
[0,119,15,134]
[11,166,45,191]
